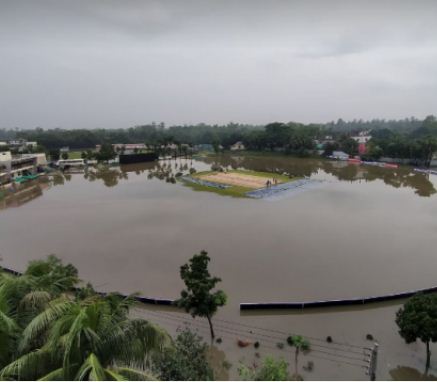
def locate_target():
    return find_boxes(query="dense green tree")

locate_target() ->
[176,250,227,340]
[286,335,310,379]
[49,149,60,161]
[322,141,339,157]
[264,122,291,150]
[365,143,384,160]
[239,356,290,381]
[95,143,116,162]
[339,137,358,156]
[396,294,437,372]
[152,329,214,380]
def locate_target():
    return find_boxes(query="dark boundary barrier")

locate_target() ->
[240,285,437,310]
[119,152,158,164]
[5,265,437,310]
[1,266,175,306]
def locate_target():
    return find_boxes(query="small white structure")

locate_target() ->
[230,141,245,151]
[330,151,350,160]
[351,131,371,144]
[0,151,12,185]
[22,153,47,167]
[57,158,85,170]
[7,140,38,152]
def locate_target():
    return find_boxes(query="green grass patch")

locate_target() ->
[182,180,252,198]
[183,169,301,198]
[67,150,84,159]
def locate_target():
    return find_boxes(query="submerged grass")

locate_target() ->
[182,169,301,198]
[182,180,252,198]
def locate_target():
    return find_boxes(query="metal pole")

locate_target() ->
[369,342,379,381]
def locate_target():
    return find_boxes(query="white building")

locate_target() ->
[230,141,246,151]
[0,151,47,186]
[330,150,350,160]
[351,131,372,155]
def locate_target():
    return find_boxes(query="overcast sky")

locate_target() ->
[0,0,436,129]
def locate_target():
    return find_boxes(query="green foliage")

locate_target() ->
[25,254,79,295]
[61,152,69,160]
[3,114,437,164]
[396,294,437,370]
[287,335,310,352]
[96,143,116,162]
[0,256,171,380]
[287,335,310,378]
[49,149,60,161]
[340,137,359,156]
[364,143,383,160]
[239,356,290,381]
[152,329,214,380]
[176,251,227,339]
[323,141,339,157]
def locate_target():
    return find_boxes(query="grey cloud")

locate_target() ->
[0,0,436,128]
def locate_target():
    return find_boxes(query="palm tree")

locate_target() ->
[286,335,310,380]
[1,293,169,380]
[0,290,19,370]
[1,256,171,381]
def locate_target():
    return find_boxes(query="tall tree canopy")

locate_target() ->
[176,250,227,340]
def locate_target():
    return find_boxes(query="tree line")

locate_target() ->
[0,116,430,148]
[1,115,437,166]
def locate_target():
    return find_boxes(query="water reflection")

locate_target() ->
[201,155,437,197]
[85,166,128,187]
[1,156,436,211]
[85,155,436,198]
[0,175,50,209]
[390,365,437,380]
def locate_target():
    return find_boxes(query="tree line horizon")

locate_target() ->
[1,115,437,166]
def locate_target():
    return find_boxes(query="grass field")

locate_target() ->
[67,150,84,159]
[184,169,298,198]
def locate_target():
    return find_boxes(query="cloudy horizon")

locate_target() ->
[1,0,436,129]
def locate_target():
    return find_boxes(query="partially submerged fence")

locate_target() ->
[4,265,437,312]
[1,266,174,306]
[240,285,437,310]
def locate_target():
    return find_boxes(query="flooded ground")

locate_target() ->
[1,154,437,380]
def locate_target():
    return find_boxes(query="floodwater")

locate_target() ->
[1,154,437,380]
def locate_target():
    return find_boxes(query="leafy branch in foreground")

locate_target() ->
[176,250,227,341]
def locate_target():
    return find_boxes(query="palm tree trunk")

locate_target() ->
[426,341,431,374]
[294,348,299,378]
[206,314,215,341]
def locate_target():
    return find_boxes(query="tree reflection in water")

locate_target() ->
[1,156,436,212]
[201,155,437,197]
[390,365,437,380]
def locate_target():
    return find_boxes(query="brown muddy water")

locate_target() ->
[1,154,437,380]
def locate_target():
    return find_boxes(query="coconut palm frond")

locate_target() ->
[20,298,74,352]
[104,368,128,381]
[115,366,157,381]
[0,349,52,380]
[107,319,171,367]
[0,308,19,333]
[19,290,52,312]
[37,367,64,381]
[62,308,88,372]
[75,353,106,381]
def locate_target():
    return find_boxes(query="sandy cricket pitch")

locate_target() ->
[198,171,281,189]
